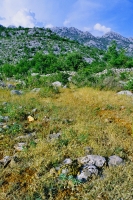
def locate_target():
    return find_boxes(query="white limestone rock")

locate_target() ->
[117,90,133,96]
[77,164,98,181]
[78,155,106,168]
[0,156,11,168]
[108,155,124,167]
[52,81,62,87]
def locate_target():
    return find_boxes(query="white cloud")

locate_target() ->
[0,8,40,27]
[11,9,37,28]
[45,23,54,28]
[94,23,111,34]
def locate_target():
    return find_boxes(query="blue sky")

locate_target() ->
[0,0,133,37]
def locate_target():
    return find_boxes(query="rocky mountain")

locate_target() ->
[51,27,133,56]
[0,26,102,65]
[0,25,133,66]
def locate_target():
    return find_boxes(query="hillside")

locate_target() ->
[0,26,102,65]
[0,25,133,68]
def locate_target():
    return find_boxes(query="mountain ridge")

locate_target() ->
[50,27,133,56]
[0,25,133,66]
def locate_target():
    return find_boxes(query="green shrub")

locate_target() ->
[39,86,60,98]
[124,78,133,91]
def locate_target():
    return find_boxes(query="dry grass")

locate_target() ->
[0,86,133,199]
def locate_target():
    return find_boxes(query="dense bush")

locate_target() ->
[0,41,133,91]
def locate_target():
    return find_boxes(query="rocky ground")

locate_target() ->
[0,81,133,199]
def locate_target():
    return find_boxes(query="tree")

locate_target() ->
[103,41,128,68]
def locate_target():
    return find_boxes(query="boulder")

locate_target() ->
[0,156,11,168]
[63,158,72,165]
[77,164,98,181]
[78,155,106,168]
[52,81,62,87]
[108,155,124,167]
[11,90,23,95]
[117,90,133,96]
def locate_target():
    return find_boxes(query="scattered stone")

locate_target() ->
[2,102,8,105]
[31,88,40,93]
[15,132,36,140]
[7,84,15,89]
[27,115,34,122]
[31,108,38,114]
[78,155,106,168]
[31,73,39,76]
[14,142,26,151]
[52,81,62,87]
[48,132,61,140]
[49,167,57,176]
[3,125,9,129]
[10,155,21,168]
[84,146,93,155]
[108,155,124,167]
[11,90,23,95]
[62,119,74,124]
[63,158,72,165]
[0,116,9,122]
[0,134,4,139]
[0,81,6,88]
[0,122,5,127]
[120,106,125,110]
[77,164,98,181]
[104,118,113,123]
[117,90,133,96]
[0,156,11,168]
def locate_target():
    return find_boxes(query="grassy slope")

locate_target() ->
[0,86,133,199]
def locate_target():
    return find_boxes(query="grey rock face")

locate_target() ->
[108,155,124,167]
[79,155,106,168]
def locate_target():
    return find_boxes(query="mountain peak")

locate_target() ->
[101,31,130,43]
